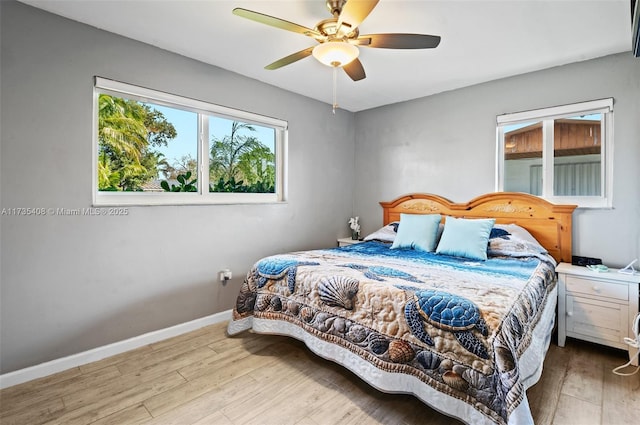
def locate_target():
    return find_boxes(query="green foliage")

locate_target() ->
[209,176,274,193]
[98,95,275,195]
[210,176,245,192]
[236,144,275,187]
[98,95,147,165]
[160,171,197,192]
[143,105,177,147]
[154,153,196,181]
[209,121,275,193]
[97,152,121,191]
[97,94,177,191]
[247,180,275,193]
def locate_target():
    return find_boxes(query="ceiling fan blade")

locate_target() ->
[233,8,321,38]
[337,0,380,33]
[265,46,315,70]
[358,33,441,49]
[343,58,366,81]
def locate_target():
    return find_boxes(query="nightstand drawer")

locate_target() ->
[565,275,628,301]
[566,295,628,345]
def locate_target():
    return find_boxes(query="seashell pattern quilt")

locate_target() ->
[229,240,557,425]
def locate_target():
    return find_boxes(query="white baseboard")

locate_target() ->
[0,310,232,389]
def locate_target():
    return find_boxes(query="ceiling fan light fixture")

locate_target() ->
[312,41,359,67]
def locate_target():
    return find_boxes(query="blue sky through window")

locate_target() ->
[149,104,276,170]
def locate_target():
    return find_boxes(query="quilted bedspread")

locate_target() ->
[228,240,557,425]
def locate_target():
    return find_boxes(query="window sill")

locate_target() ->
[543,195,612,209]
[94,192,284,206]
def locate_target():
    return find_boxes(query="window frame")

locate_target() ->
[93,77,288,206]
[496,98,614,208]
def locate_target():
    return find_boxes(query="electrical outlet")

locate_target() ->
[220,269,232,282]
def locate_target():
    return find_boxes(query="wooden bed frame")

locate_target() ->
[380,192,577,263]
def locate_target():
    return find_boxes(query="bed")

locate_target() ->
[227,192,576,425]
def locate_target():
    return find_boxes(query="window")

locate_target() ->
[496,98,613,208]
[93,77,287,205]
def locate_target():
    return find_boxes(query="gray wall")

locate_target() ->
[354,52,640,268]
[0,1,355,373]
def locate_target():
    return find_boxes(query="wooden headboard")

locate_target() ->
[380,192,577,263]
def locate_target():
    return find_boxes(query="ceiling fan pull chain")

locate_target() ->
[332,65,338,114]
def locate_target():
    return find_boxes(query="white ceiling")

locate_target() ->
[19,0,632,112]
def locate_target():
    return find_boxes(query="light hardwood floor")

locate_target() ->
[1,321,638,425]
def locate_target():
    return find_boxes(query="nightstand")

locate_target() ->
[337,237,364,247]
[556,262,639,366]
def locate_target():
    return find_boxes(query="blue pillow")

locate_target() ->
[390,213,442,252]
[436,217,496,260]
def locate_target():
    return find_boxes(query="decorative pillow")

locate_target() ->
[390,213,442,252]
[488,223,549,260]
[491,224,545,250]
[363,221,399,243]
[489,227,510,239]
[436,217,496,260]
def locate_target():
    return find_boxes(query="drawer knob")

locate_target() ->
[592,286,601,293]
[567,311,573,317]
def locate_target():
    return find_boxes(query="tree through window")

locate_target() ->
[94,77,287,205]
[209,120,275,193]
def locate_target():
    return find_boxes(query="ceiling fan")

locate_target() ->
[233,0,441,81]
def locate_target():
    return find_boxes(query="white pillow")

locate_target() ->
[493,224,545,250]
[363,222,399,243]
